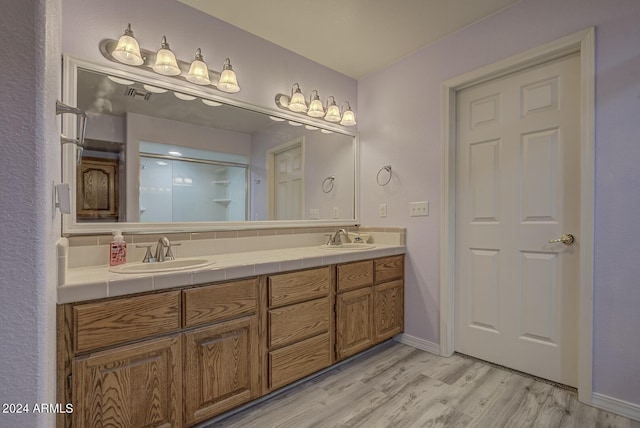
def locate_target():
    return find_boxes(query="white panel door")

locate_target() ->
[455,54,580,387]
[273,145,303,220]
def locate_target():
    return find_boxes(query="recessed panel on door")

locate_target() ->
[470,140,500,223]
[470,94,500,129]
[521,77,558,117]
[469,249,500,333]
[521,129,559,222]
[520,251,559,346]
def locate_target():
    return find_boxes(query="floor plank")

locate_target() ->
[208,342,638,428]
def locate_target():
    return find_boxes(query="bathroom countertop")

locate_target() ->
[58,244,406,304]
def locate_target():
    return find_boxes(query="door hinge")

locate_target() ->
[67,374,72,391]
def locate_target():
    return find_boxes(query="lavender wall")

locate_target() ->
[0,0,60,426]
[358,0,640,404]
[61,0,356,116]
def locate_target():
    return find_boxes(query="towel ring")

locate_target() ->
[376,165,392,186]
[322,176,335,193]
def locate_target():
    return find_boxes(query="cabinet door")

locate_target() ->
[374,280,404,343]
[183,316,259,426]
[336,287,374,360]
[76,157,119,220]
[72,335,181,428]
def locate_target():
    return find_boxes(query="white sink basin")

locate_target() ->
[110,259,215,274]
[318,243,376,251]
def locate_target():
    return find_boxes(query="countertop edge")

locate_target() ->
[58,245,406,304]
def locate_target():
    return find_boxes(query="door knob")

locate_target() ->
[549,234,575,245]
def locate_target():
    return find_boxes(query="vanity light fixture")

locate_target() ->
[274,84,356,127]
[202,99,222,107]
[153,36,181,76]
[340,102,357,126]
[111,24,144,66]
[101,25,241,93]
[186,48,211,85]
[168,151,182,156]
[324,96,341,122]
[107,75,135,85]
[174,92,196,101]
[307,90,325,118]
[143,84,168,94]
[288,83,307,112]
[217,58,240,93]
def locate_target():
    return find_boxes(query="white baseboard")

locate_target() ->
[394,334,441,355]
[592,393,640,422]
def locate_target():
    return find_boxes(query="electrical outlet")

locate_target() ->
[309,208,320,220]
[332,207,340,218]
[410,201,429,217]
[379,203,387,218]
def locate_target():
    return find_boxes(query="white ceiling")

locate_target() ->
[177,0,521,79]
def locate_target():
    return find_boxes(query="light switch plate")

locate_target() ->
[410,201,429,217]
[309,208,320,220]
[379,203,387,218]
[332,207,340,218]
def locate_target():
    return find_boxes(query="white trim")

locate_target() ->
[439,28,595,404]
[592,393,640,422]
[394,334,440,355]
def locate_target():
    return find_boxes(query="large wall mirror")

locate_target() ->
[61,56,358,234]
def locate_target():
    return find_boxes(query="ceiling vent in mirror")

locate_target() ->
[125,87,151,101]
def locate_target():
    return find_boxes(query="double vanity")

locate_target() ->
[56,228,405,427]
[55,43,401,427]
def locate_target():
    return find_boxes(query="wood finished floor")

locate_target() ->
[210,341,639,428]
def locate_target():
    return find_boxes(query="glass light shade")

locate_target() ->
[186,48,211,85]
[217,59,240,93]
[288,83,307,112]
[340,109,356,126]
[324,102,341,122]
[307,91,325,117]
[153,36,180,76]
[111,24,143,66]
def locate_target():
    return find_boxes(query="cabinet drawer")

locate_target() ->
[375,255,404,283]
[337,260,373,292]
[269,297,330,349]
[268,266,331,308]
[269,333,331,390]
[74,291,181,353]
[183,278,257,328]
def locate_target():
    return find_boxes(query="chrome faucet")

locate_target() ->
[326,229,348,246]
[136,236,178,263]
[154,237,172,262]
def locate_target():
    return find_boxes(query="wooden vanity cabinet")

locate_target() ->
[57,255,404,427]
[59,291,183,428]
[72,335,182,428]
[336,255,405,361]
[182,279,260,426]
[266,266,334,391]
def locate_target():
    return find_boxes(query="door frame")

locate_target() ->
[439,28,595,404]
[266,137,306,220]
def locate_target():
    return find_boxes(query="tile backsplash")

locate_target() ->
[61,226,405,269]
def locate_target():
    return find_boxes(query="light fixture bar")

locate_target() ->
[274,85,356,127]
[99,38,240,93]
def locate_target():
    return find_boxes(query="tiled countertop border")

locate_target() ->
[59,244,405,304]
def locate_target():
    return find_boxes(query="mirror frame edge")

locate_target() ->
[61,55,360,235]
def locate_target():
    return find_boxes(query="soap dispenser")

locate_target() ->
[109,231,127,266]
